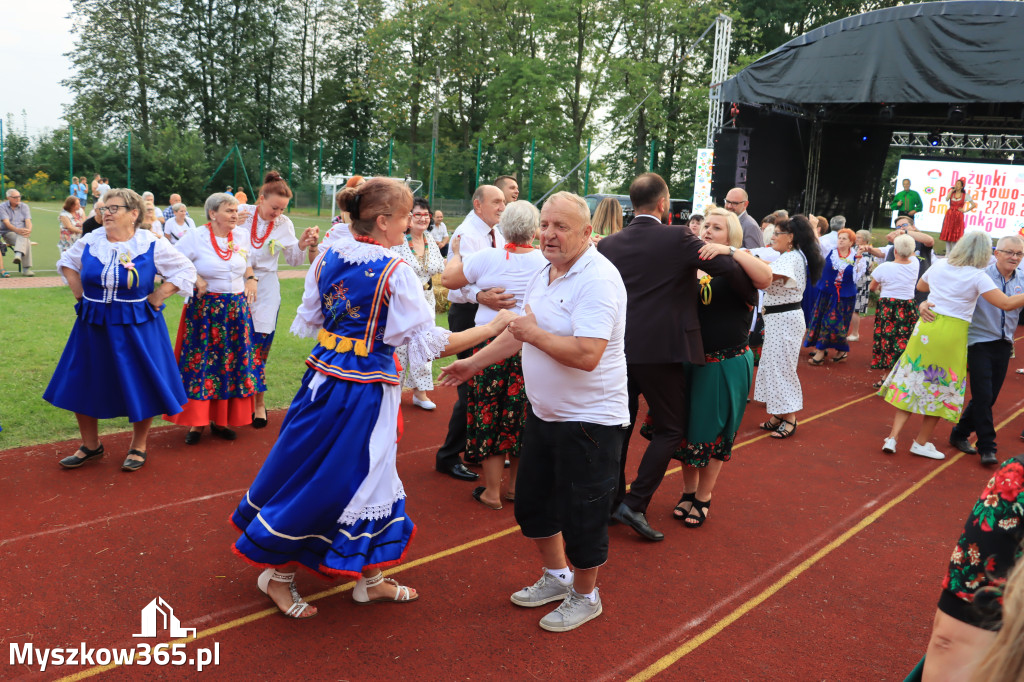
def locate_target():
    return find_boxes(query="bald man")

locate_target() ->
[724,188,764,249]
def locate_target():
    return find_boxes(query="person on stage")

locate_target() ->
[165,193,260,443]
[236,172,320,428]
[231,178,514,618]
[45,188,197,472]
[940,178,976,247]
[890,178,923,219]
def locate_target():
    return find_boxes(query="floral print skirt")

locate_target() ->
[804,291,854,352]
[878,313,968,422]
[164,292,258,427]
[464,339,527,464]
[871,298,918,370]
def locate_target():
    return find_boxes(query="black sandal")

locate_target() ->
[759,416,783,431]
[832,352,849,363]
[673,492,696,520]
[684,498,711,528]
[59,443,105,469]
[771,419,798,439]
[122,449,147,472]
[808,354,827,366]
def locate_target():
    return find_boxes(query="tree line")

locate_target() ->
[5,0,902,203]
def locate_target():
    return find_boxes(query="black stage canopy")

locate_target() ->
[711,1,1024,228]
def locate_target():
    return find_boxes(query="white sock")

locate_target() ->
[576,589,598,603]
[546,567,573,584]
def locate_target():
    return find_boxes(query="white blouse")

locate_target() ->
[763,249,808,306]
[239,208,305,333]
[175,225,251,294]
[291,240,451,369]
[57,227,197,297]
[163,216,195,244]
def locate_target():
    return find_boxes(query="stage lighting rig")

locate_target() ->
[927,132,941,147]
[947,105,965,123]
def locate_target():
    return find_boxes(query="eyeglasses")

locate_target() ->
[724,199,744,206]
[996,249,1024,259]
[8,194,21,199]
[98,205,129,215]
[411,212,431,220]
[894,223,910,229]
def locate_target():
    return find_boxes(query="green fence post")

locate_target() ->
[428,138,436,201]
[528,138,535,202]
[584,138,591,196]
[387,138,394,177]
[317,139,324,217]
[649,139,657,172]
[475,139,481,188]
[351,140,357,175]
[68,124,73,186]
[259,139,264,181]
[0,119,4,195]
[126,131,132,189]
[287,139,294,211]
[232,141,238,192]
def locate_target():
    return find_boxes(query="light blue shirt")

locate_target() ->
[967,262,1024,345]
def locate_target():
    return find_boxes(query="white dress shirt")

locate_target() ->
[446,211,505,304]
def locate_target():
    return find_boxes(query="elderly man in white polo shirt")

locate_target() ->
[441,191,628,632]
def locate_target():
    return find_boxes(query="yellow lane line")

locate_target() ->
[627,404,1024,682]
[51,389,878,681]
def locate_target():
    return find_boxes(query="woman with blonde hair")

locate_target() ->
[879,231,1024,459]
[591,196,623,236]
[231,177,514,617]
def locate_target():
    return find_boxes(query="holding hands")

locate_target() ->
[299,226,319,250]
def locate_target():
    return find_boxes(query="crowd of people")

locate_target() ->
[24,166,1024,666]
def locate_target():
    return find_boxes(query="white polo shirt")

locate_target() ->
[521,245,629,426]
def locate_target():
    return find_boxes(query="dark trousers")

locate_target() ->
[617,363,689,513]
[435,302,478,470]
[515,410,625,569]
[952,340,1013,454]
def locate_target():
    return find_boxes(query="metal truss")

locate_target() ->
[891,131,1024,151]
[705,14,733,148]
[804,120,823,215]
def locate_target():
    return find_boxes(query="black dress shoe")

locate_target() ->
[252,409,268,429]
[949,436,977,455]
[980,451,999,466]
[59,443,105,468]
[121,449,147,472]
[210,424,237,441]
[611,502,664,541]
[184,429,202,445]
[437,462,479,481]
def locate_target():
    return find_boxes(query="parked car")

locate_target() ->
[585,194,691,227]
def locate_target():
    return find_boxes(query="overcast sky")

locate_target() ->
[2,0,76,136]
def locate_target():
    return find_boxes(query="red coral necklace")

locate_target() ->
[208,223,234,261]
[250,208,273,249]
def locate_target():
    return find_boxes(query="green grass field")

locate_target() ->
[0,279,454,450]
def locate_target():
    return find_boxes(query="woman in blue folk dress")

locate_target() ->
[231,178,513,618]
[44,188,197,472]
[805,228,866,365]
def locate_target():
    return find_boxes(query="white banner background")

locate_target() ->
[893,158,1024,239]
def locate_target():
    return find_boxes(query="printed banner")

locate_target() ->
[892,158,1024,238]
[692,148,714,215]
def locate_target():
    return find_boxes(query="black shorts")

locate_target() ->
[514,409,626,569]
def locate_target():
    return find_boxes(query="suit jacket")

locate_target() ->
[597,215,751,365]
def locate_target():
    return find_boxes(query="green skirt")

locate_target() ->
[878,313,969,422]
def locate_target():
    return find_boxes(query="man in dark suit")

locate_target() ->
[597,173,753,541]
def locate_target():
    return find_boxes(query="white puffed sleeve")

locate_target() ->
[852,255,868,283]
[56,232,90,285]
[383,261,451,367]
[289,253,325,337]
[772,250,804,289]
[153,237,198,298]
[276,215,305,267]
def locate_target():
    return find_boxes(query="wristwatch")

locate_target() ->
[246,275,258,282]
[729,246,737,255]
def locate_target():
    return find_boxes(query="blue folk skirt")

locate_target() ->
[232,369,414,577]
[44,303,187,422]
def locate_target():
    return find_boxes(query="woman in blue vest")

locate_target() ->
[231,178,513,618]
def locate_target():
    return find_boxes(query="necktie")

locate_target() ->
[489,228,496,248]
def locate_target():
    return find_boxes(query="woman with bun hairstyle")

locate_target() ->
[231,178,515,617]
[236,171,320,428]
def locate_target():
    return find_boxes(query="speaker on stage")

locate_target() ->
[712,128,751,202]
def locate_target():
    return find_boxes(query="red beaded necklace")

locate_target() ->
[207,223,234,261]
[353,234,384,247]
[249,207,274,249]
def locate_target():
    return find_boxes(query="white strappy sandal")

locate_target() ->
[257,568,317,619]
[352,572,419,604]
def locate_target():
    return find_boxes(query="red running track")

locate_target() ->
[3,338,1024,681]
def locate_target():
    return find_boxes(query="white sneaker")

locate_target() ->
[412,395,436,410]
[882,437,896,454]
[910,441,945,460]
